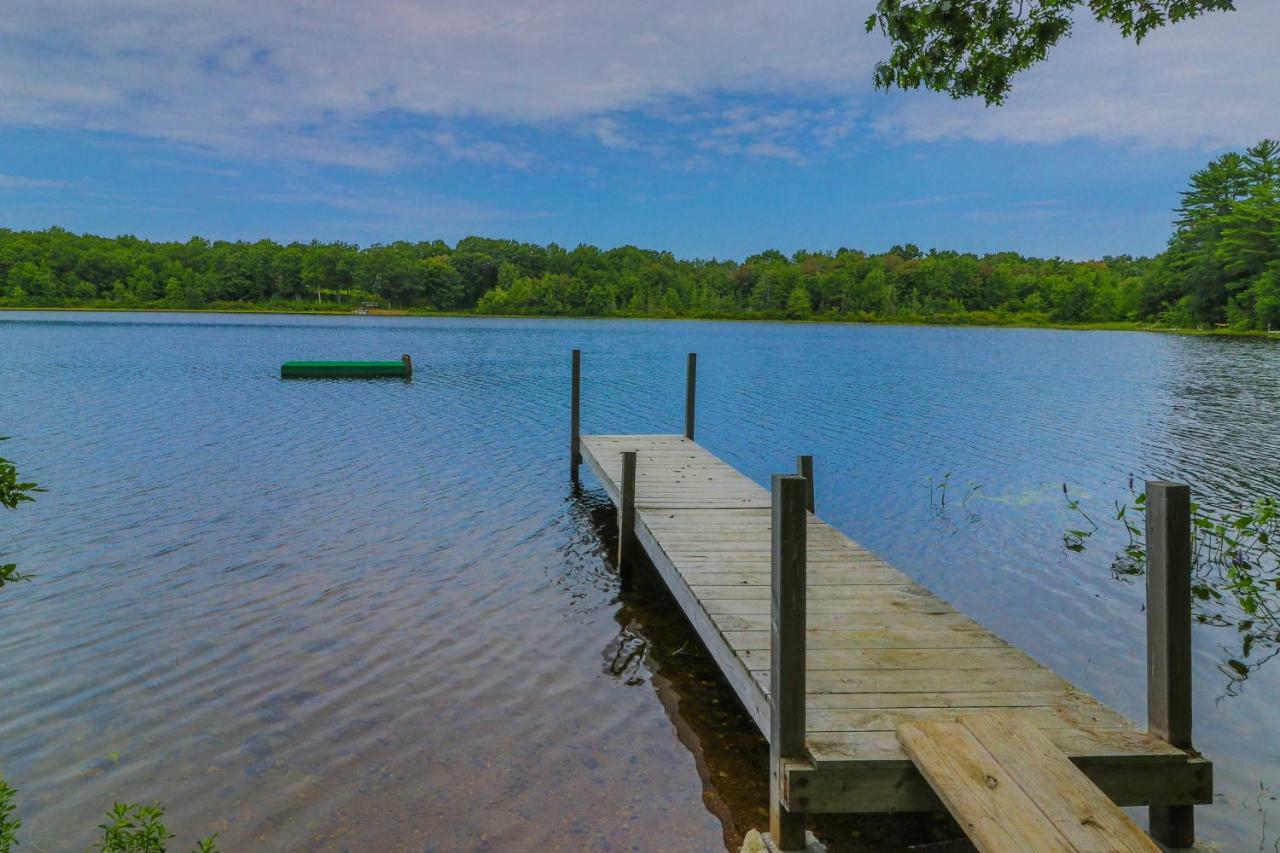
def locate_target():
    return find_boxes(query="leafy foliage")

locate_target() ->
[0,563,32,589]
[866,0,1236,104]
[0,775,226,853]
[95,802,218,853]
[1,437,42,589]
[0,774,18,853]
[0,439,41,512]
[0,229,1161,323]
[1067,485,1280,694]
[1166,140,1280,327]
[98,803,174,853]
[3,778,222,853]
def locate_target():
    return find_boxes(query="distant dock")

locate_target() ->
[569,350,1211,851]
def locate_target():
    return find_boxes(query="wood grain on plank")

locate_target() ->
[897,718,1075,851]
[956,714,1159,852]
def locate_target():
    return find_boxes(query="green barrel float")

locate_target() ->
[281,354,412,379]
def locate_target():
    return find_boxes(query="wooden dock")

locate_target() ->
[569,352,1211,851]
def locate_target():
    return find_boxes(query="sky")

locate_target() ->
[0,0,1277,261]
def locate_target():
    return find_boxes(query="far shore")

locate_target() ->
[2,304,1278,339]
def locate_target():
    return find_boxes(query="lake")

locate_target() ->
[1,311,1278,851]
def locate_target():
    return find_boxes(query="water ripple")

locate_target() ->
[1,312,1278,850]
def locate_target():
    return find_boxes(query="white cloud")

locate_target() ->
[876,194,977,208]
[139,159,243,178]
[744,140,805,164]
[415,130,539,169]
[875,0,1280,149]
[684,102,860,163]
[0,173,73,190]
[235,184,550,225]
[0,0,1273,170]
[587,117,633,150]
[965,205,1061,224]
[0,0,881,168]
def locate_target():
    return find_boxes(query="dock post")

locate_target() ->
[684,353,697,440]
[570,349,581,483]
[619,451,637,591]
[1145,480,1195,848]
[770,474,807,850]
[796,455,814,514]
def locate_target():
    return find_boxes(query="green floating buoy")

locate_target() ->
[281,354,412,379]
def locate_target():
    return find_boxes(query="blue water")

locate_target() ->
[1,311,1278,851]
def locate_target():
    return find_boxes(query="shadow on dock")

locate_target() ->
[570,486,973,852]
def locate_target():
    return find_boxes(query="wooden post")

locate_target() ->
[570,349,581,483]
[1146,480,1195,848]
[796,455,814,515]
[684,352,697,441]
[771,474,807,850]
[618,451,637,591]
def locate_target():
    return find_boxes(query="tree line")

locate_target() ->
[2,141,1277,330]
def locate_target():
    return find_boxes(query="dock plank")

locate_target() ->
[897,717,1075,851]
[578,434,1207,814]
[898,714,1159,852]
[956,714,1159,851]
[811,727,1186,768]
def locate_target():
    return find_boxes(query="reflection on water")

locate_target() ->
[576,490,967,852]
[1,312,1279,850]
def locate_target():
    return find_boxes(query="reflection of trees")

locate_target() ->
[1099,338,1280,694]
[1156,337,1280,508]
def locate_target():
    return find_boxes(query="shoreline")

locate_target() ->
[1,304,1277,339]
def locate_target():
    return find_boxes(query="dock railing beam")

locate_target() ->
[570,349,582,483]
[619,451,637,592]
[684,353,697,440]
[1146,480,1195,848]
[770,474,807,850]
[796,455,814,514]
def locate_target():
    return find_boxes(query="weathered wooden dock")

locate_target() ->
[569,351,1211,851]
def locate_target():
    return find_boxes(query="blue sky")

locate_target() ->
[1,1,1276,261]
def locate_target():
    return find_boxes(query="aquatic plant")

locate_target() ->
[0,437,42,589]
[0,783,218,853]
[0,438,42,511]
[98,802,217,853]
[1066,481,1280,694]
[0,563,30,590]
[0,774,18,853]
[98,803,173,853]
[929,471,983,531]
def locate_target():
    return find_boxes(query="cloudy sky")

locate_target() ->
[1,0,1276,259]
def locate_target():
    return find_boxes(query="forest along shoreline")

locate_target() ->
[2,140,1278,333]
[1,305,1278,339]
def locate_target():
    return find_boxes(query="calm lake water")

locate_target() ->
[1,311,1278,851]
